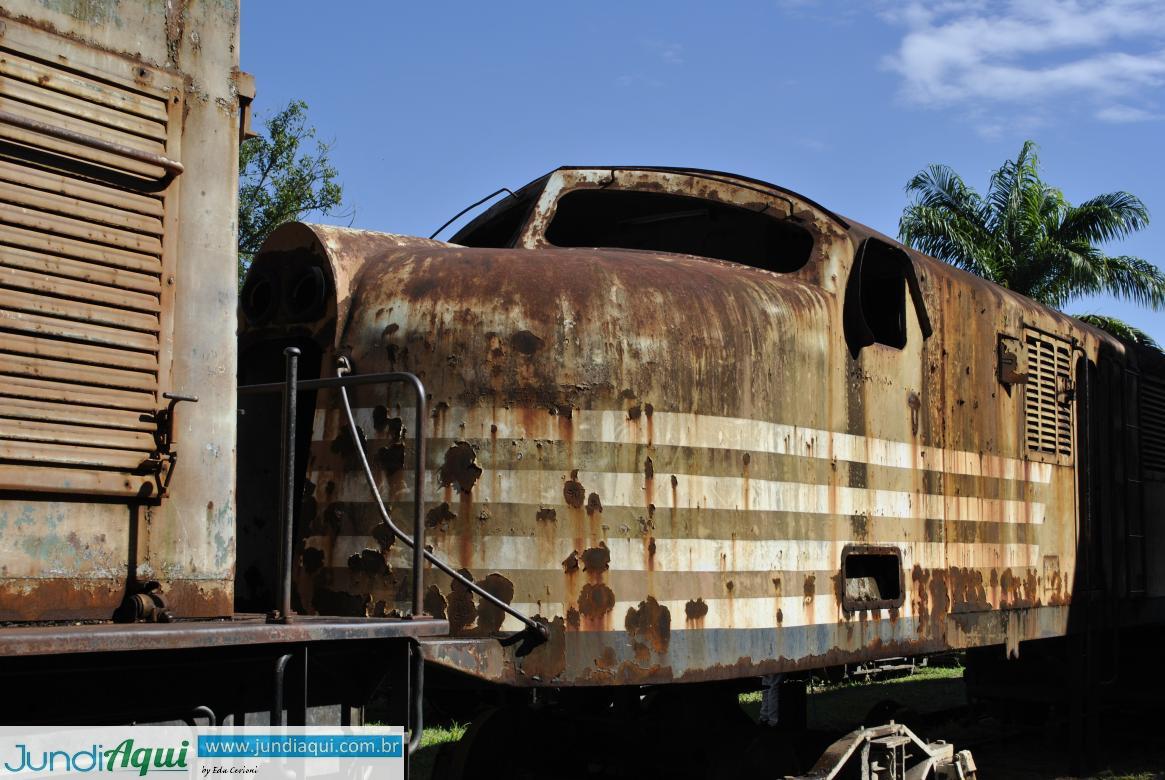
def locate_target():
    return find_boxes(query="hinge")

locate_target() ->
[146,392,199,496]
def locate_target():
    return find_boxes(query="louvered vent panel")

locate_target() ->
[1141,379,1165,474]
[0,28,180,493]
[1024,330,1073,458]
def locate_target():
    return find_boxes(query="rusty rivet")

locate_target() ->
[167,275,175,285]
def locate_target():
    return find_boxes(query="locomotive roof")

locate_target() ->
[449,164,897,253]
[443,164,1134,355]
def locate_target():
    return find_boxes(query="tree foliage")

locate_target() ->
[237,100,345,277]
[898,140,1161,347]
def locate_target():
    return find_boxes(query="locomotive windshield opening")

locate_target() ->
[452,189,539,247]
[545,189,813,272]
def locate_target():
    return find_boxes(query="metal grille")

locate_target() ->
[0,22,181,494]
[1024,330,1073,458]
[1140,379,1165,473]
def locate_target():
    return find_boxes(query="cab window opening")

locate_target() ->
[545,189,814,273]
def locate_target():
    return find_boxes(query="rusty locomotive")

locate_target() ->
[1,0,1162,772]
[238,166,1165,756]
[241,165,1164,677]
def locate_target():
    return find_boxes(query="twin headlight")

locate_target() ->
[241,262,327,326]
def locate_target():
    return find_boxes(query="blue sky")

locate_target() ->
[242,0,1165,341]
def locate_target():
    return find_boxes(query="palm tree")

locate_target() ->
[898,140,1163,347]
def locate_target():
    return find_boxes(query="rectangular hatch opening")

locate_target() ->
[841,545,904,612]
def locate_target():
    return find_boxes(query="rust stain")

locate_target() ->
[581,542,610,573]
[422,584,447,620]
[684,597,708,626]
[446,568,477,634]
[425,502,455,530]
[577,582,616,624]
[474,572,515,634]
[438,441,482,493]
[625,596,671,654]
[519,615,566,680]
[563,470,585,508]
[510,329,544,355]
[562,550,580,573]
[585,492,603,516]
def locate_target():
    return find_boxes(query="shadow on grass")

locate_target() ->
[410,722,465,780]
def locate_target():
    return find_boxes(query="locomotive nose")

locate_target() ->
[240,252,329,326]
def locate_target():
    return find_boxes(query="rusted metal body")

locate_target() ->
[0,0,242,619]
[0,615,448,657]
[242,166,1155,688]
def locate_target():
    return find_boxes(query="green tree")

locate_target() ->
[898,140,1163,347]
[238,100,346,278]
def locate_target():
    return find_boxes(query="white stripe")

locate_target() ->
[318,405,1054,484]
[497,597,871,631]
[327,468,1045,525]
[306,534,1041,574]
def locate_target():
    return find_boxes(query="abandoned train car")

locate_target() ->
[0,0,445,727]
[239,166,1165,690]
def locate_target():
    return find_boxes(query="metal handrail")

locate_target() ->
[333,358,549,640]
[238,353,428,620]
[238,352,551,643]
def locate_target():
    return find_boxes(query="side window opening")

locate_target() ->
[450,192,537,248]
[844,238,932,357]
[544,189,814,273]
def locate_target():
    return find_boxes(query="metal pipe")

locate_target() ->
[277,348,299,623]
[411,376,426,618]
[185,706,217,727]
[0,110,185,177]
[408,640,424,754]
[239,372,429,395]
[272,653,291,727]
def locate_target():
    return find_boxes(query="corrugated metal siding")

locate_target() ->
[0,26,181,493]
[1024,329,1073,458]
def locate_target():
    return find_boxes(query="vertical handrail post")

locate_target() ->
[275,347,300,624]
[412,378,427,617]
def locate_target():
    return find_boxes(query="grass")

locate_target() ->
[407,667,1165,779]
[411,721,466,780]
[738,665,967,733]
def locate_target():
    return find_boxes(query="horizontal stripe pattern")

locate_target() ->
[299,401,1066,634]
[308,535,1042,576]
[318,405,1055,485]
[325,468,1046,525]
[306,501,1044,545]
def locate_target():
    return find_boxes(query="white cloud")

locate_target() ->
[1096,104,1163,121]
[645,40,684,65]
[882,1,1165,124]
